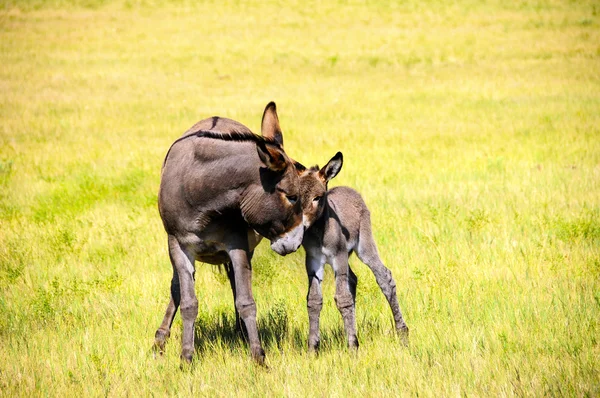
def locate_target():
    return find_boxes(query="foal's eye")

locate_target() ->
[313,196,322,203]
[286,195,298,204]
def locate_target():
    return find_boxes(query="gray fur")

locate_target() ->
[154,103,304,365]
[298,154,409,352]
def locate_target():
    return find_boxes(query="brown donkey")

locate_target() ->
[155,102,304,364]
[296,153,409,352]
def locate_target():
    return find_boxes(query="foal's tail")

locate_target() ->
[356,208,380,266]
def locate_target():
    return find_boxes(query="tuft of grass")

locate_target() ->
[553,211,600,242]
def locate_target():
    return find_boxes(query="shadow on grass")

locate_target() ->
[193,305,348,356]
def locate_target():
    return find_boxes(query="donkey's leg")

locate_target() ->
[154,264,181,355]
[227,247,265,365]
[306,253,325,352]
[167,235,198,363]
[356,218,409,336]
[224,261,248,338]
[332,252,359,349]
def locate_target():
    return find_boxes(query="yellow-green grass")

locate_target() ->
[1,0,599,395]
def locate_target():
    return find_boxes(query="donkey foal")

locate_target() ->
[297,153,409,352]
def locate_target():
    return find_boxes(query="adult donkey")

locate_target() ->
[154,102,303,364]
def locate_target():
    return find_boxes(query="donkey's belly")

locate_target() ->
[197,252,230,265]
[190,229,263,265]
[190,239,228,264]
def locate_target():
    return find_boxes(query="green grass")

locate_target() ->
[1,0,599,395]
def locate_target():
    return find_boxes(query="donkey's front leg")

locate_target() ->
[332,253,358,349]
[228,247,266,365]
[306,253,325,352]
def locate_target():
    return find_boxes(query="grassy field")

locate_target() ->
[1,0,599,395]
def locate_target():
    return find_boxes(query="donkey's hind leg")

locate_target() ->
[154,256,181,356]
[224,260,249,340]
[227,247,266,365]
[167,235,198,363]
[356,214,409,337]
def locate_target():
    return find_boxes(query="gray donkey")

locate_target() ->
[295,153,409,352]
[155,102,304,364]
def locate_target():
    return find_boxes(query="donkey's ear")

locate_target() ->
[319,152,343,183]
[261,101,284,147]
[256,141,287,172]
[294,161,307,174]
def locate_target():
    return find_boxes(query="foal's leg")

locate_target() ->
[154,264,180,355]
[332,252,359,349]
[305,253,325,352]
[167,235,198,363]
[348,263,358,303]
[356,217,409,336]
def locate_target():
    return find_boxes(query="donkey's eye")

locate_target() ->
[313,196,322,203]
[286,195,298,204]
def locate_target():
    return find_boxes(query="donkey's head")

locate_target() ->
[296,152,343,230]
[244,102,304,255]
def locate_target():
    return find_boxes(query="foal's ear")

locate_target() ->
[294,161,307,174]
[261,101,284,147]
[256,141,287,172]
[319,152,343,183]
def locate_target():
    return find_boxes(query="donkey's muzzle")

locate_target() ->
[270,223,304,255]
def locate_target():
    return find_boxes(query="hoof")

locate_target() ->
[397,325,409,346]
[152,344,164,358]
[153,331,170,357]
[154,330,170,351]
[180,347,194,365]
[179,356,194,371]
[179,356,195,371]
[308,339,320,354]
[152,347,164,360]
[251,347,267,367]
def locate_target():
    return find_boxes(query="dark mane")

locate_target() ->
[162,129,280,168]
[192,129,280,146]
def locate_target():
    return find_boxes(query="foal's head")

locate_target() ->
[296,152,343,229]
